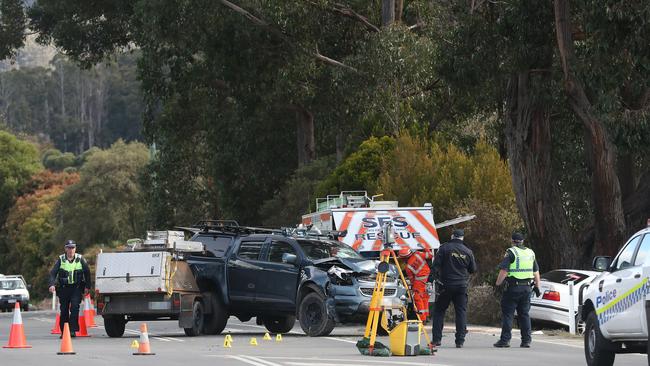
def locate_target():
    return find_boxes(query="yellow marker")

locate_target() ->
[225,334,233,342]
[131,340,140,349]
[223,339,232,348]
[275,334,282,342]
[263,332,272,340]
[249,337,258,346]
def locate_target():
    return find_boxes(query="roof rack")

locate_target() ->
[283,225,347,241]
[190,220,285,236]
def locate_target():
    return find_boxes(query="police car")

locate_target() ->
[581,225,650,366]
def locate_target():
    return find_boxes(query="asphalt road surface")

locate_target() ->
[0,310,645,366]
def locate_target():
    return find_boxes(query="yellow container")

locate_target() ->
[389,320,422,356]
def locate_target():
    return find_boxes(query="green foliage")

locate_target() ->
[42,148,76,171]
[0,0,26,59]
[317,136,395,202]
[379,134,515,221]
[1,170,79,300]
[0,130,42,220]
[259,157,336,227]
[56,140,149,246]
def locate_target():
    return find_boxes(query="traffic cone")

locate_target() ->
[133,323,155,355]
[57,323,75,355]
[89,296,97,320]
[75,312,90,337]
[249,337,258,346]
[51,311,61,335]
[83,295,97,328]
[3,302,31,348]
[263,332,272,340]
[275,334,282,342]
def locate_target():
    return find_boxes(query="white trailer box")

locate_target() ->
[96,251,170,294]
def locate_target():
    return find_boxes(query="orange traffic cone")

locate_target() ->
[133,323,155,355]
[57,323,75,355]
[83,295,97,328]
[75,312,90,337]
[89,296,97,321]
[3,302,32,348]
[51,311,61,335]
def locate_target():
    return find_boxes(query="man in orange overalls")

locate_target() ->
[399,246,433,322]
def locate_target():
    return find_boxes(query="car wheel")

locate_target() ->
[104,315,126,338]
[22,304,29,312]
[584,311,615,366]
[263,315,296,334]
[184,300,204,336]
[298,292,335,337]
[202,292,228,335]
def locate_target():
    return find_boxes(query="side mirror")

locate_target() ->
[282,253,298,265]
[592,256,611,271]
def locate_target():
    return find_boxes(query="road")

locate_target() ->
[0,310,644,366]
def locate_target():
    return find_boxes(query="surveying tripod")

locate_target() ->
[362,236,435,355]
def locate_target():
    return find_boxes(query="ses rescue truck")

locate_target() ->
[581,223,650,366]
[301,191,473,255]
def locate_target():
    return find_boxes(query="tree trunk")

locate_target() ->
[382,0,395,27]
[554,0,626,256]
[395,0,403,23]
[295,107,315,167]
[505,72,577,269]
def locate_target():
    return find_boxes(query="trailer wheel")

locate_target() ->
[263,315,296,334]
[202,292,228,335]
[298,292,335,337]
[184,300,204,337]
[104,315,126,338]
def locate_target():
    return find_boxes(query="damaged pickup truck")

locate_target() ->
[186,222,406,336]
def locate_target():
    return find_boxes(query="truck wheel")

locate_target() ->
[299,292,335,337]
[263,315,296,334]
[184,300,204,337]
[584,311,615,366]
[202,292,228,335]
[104,315,126,338]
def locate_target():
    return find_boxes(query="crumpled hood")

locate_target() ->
[313,257,394,276]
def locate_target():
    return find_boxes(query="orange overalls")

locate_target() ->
[405,250,433,320]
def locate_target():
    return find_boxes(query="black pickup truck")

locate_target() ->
[186,223,405,336]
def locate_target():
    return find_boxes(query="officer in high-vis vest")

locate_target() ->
[48,240,91,336]
[493,232,541,348]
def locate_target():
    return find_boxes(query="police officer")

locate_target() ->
[494,232,541,348]
[48,240,91,336]
[431,229,476,348]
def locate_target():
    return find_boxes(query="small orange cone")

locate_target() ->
[133,323,155,355]
[51,311,62,335]
[83,295,97,328]
[3,302,32,348]
[57,323,75,355]
[75,312,90,337]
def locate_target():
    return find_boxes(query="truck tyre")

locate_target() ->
[263,315,296,334]
[184,300,204,337]
[298,292,335,337]
[104,315,126,338]
[202,292,228,335]
[585,311,615,366]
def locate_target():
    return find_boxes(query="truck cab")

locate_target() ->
[581,225,650,366]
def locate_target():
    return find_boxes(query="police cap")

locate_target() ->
[452,229,464,238]
[64,240,77,248]
[511,232,524,242]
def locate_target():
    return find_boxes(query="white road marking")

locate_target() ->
[244,355,285,366]
[323,337,357,344]
[228,355,275,366]
[249,356,438,366]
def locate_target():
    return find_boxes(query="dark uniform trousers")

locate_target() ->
[500,285,532,344]
[432,285,468,344]
[58,285,83,333]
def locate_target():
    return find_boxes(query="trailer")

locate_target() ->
[95,231,206,337]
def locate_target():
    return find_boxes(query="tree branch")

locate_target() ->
[306,1,379,32]
[218,0,357,72]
